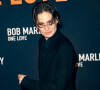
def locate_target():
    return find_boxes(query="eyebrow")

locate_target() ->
[37,18,53,24]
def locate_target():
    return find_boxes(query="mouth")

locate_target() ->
[46,31,52,34]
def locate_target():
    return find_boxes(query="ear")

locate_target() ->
[55,17,59,24]
[36,25,39,32]
[36,24,39,29]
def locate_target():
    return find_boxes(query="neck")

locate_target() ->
[45,37,49,41]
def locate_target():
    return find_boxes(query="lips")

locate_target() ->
[46,31,52,34]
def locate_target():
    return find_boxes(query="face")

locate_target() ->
[36,11,58,40]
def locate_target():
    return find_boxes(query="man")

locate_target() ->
[18,1,77,90]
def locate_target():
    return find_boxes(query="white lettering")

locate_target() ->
[23,27,40,35]
[7,28,21,36]
[8,36,16,41]
[85,54,90,61]
[17,36,27,41]
[79,54,84,61]
[0,57,4,65]
[77,62,83,67]
[95,53,99,61]
[90,53,94,61]
[79,53,100,62]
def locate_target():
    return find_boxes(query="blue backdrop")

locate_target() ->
[0,0,100,90]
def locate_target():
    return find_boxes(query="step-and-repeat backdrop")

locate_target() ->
[0,0,100,90]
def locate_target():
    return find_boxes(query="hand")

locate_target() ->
[18,74,26,84]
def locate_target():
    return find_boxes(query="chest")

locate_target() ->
[39,46,58,81]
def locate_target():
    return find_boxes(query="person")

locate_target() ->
[18,1,77,90]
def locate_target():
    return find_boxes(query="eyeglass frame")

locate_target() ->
[36,18,57,28]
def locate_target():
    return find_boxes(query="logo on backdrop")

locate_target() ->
[76,53,100,67]
[0,57,4,65]
[7,26,41,41]
[0,0,68,6]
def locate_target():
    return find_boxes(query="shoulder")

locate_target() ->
[56,31,74,51]
[56,32,78,62]
[55,32,78,62]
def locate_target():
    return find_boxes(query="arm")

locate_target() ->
[20,44,77,90]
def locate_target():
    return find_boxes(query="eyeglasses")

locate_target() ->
[36,19,56,28]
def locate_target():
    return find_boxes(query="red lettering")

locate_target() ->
[43,0,47,1]
[0,1,2,5]
[25,0,36,4]
[43,0,68,1]
[11,0,22,5]
[56,0,68,2]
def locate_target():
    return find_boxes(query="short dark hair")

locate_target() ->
[32,1,61,26]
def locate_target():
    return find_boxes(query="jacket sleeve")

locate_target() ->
[21,43,77,90]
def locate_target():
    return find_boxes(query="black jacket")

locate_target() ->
[21,30,77,90]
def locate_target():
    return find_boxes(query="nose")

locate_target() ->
[44,25,49,31]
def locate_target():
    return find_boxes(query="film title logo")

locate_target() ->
[7,27,26,41]
[7,27,40,41]
[0,0,68,6]
[0,57,4,65]
[77,53,100,67]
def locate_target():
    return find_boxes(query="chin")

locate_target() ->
[45,34,54,38]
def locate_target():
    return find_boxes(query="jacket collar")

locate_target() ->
[42,30,60,48]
